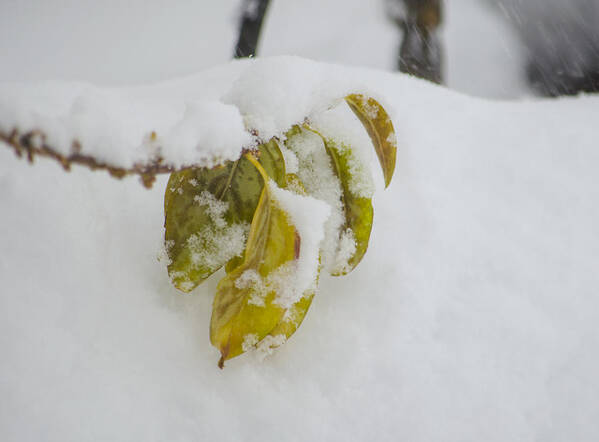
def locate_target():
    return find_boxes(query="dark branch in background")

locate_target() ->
[234,0,271,58]
[496,0,599,97]
[0,128,181,188]
[387,0,443,85]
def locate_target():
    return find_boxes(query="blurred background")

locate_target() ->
[0,0,597,98]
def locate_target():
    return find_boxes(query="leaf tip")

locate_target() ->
[217,341,230,369]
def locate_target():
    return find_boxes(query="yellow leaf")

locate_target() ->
[262,291,315,350]
[261,175,317,347]
[345,94,397,188]
[210,154,299,367]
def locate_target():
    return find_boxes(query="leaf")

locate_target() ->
[262,291,315,349]
[262,174,317,346]
[325,141,374,275]
[345,93,397,188]
[164,141,286,292]
[304,127,374,275]
[224,139,287,274]
[284,173,307,195]
[257,138,287,188]
[210,154,299,367]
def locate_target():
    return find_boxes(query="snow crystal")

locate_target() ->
[242,333,259,352]
[235,270,267,307]
[255,334,287,361]
[278,142,299,174]
[386,131,397,148]
[332,141,375,198]
[156,239,174,266]
[187,222,248,274]
[236,261,316,310]
[194,191,229,229]
[177,190,250,274]
[263,262,298,308]
[362,100,379,121]
[168,271,195,293]
[331,228,357,275]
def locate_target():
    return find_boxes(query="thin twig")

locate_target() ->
[0,128,180,188]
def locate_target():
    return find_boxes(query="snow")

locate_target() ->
[0,57,372,170]
[0,80,253,169]
[310,104,376,198]
[270,182,331,306]
[2,60,598,440]
[222,56,359,141]
[236,269,267,306]
[285,126,347,273]
[2,1,599,441]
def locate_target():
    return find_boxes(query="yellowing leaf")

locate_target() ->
[345,93,397,188]
[223,140,288,274]
[210,154,298,368]
[261,175,317,347]
[164,142,287,292]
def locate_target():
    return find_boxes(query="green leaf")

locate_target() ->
[345,93,397,188]
[210,154,299,368]
[304,127,374,275]
[164,141,286,292]
[258,138,287,188]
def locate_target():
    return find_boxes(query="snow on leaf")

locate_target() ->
[164,141,287,292]
[306,128,374,275]
[265,289,316,350]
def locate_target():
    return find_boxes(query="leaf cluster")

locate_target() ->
[164,94,397,367]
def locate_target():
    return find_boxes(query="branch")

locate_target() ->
[234,0,271,58]
[0,128,178,188]
[388,0,444,84]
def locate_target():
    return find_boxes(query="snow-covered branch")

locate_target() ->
[0,127,179,188]
[0,57,384,188]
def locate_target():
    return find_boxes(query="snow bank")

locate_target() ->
[1,58,599,442]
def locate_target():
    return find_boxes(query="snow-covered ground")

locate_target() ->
[1,1,598,441]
